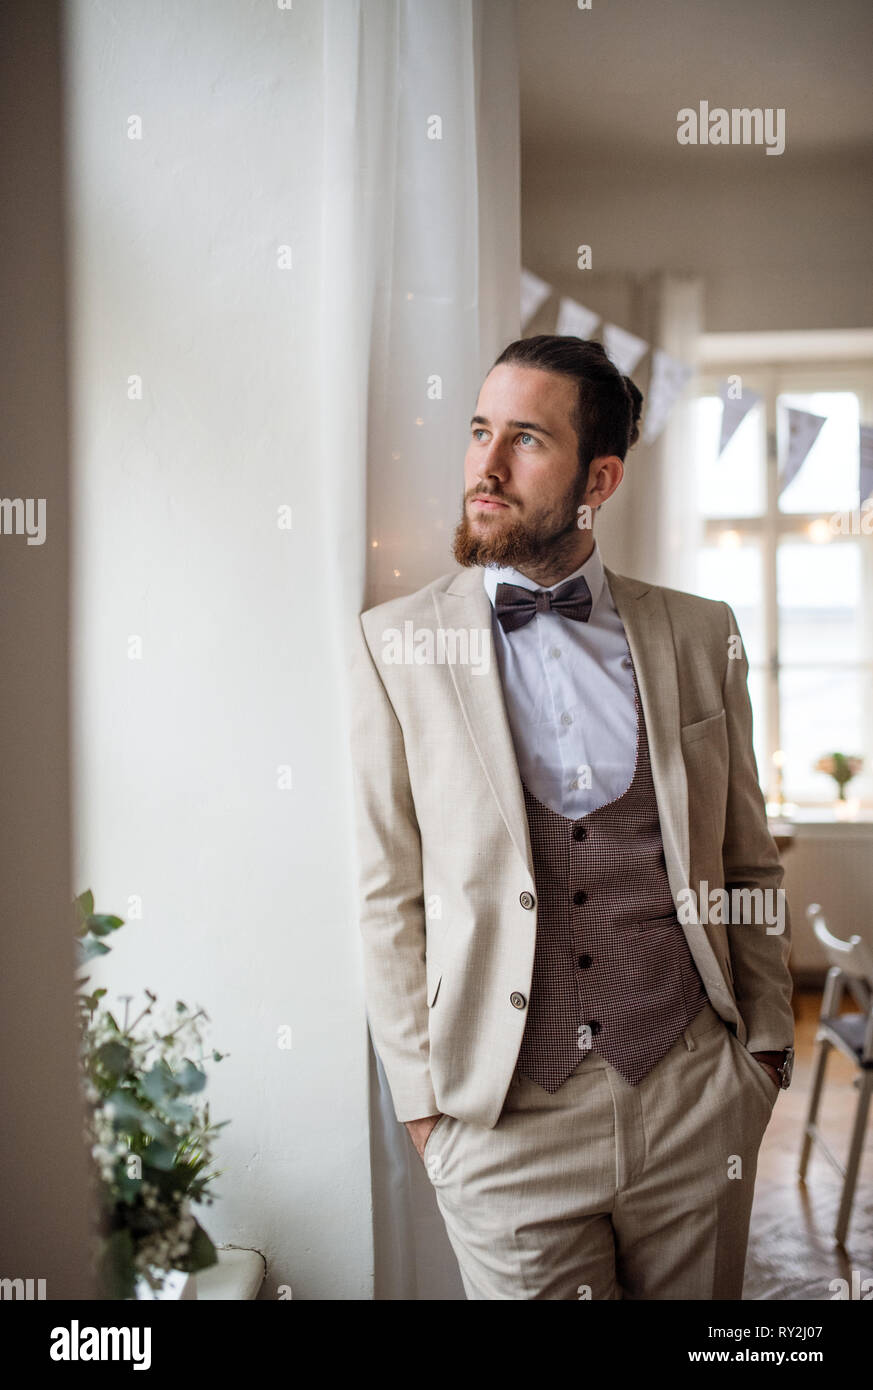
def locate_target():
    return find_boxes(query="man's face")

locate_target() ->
[452,363,591,569]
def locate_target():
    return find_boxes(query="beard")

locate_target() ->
[452,471,590,572]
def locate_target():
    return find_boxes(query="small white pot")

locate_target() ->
[134,1268,197,1300]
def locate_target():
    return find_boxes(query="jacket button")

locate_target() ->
[519,891,535,910]
[572,890,587,905]
[510,992,527,1010]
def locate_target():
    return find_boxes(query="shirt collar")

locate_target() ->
[483,539,606,615]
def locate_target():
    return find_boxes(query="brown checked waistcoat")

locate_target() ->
[515,666,709,1092]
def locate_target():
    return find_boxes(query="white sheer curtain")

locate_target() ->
[325,0,520,1298]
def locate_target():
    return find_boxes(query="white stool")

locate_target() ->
[799,903,873,1246]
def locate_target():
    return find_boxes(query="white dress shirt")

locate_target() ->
[483,539,638,818]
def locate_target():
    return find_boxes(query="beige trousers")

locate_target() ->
[422,1002,779,1300]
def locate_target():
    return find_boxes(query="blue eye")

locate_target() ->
[520,433,536,446]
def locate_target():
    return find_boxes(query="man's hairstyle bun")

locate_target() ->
[623,375,643,449]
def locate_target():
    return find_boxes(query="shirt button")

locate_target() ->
[578,954,593,969]
[573,825,587,841]
[561,711,573,726]
[550,646,562,658]
[510,992,527,1010]
[572,890,587,905]
[519,891,535,910]
[622,655,633,668]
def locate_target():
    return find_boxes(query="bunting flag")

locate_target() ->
[717,382,762,456]
[602,323,648,377]
[779,407,826,494]
[859,424,873,504]
[520,268,552,328]
[555,297,600,340]
[642,349,693,445]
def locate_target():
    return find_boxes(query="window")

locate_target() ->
[693,345,873,812]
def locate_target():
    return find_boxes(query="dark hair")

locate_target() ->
[492,334,643,475]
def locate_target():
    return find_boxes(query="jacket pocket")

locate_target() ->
[680,709,726,745]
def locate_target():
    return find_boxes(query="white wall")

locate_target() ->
[522,150,873,334]
[66,0,373,1298]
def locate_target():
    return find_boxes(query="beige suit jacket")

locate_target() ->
[348,563,795,1128]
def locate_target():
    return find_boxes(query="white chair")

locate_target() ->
[799,903,873,1245]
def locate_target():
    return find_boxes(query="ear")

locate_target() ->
[585,454,624,507]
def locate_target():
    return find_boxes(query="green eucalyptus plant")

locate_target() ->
[75,890,230,1299]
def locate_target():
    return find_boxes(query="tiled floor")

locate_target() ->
[744,990,873,1299]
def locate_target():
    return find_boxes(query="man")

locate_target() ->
[349,334,795,1300]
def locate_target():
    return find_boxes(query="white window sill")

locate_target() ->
[767,808,873,837]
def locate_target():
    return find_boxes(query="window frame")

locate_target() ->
[696,352,873,810]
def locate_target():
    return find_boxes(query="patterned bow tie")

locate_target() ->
[494,574,593,633]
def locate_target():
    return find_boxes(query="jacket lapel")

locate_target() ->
[432,564,691,892]
[432,568,534,874]
[604,567,690,894]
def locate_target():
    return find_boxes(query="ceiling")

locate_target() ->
[519,0,873,167]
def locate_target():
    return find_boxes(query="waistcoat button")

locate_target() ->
[510,992,527,1010]
[589,1020,602,1035]
[578,954,592,969]
[519,891,535,910]
[572,890,587,905]
[573,825,587,841]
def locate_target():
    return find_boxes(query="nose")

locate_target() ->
[475,437,512,486]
